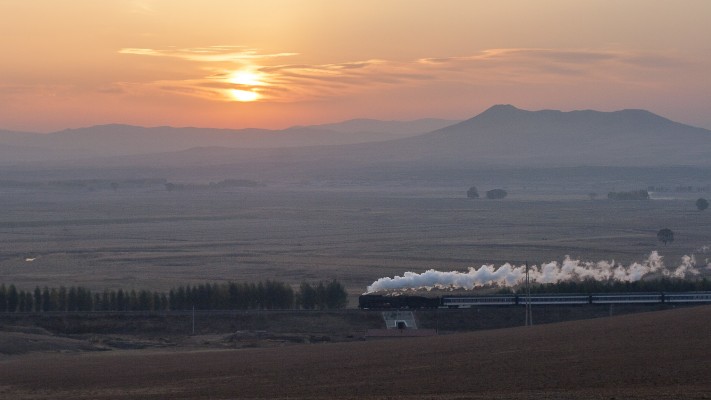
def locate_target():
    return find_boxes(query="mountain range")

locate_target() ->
[2,105,710,180]
[343,104,711,167]
[0,118,457,165]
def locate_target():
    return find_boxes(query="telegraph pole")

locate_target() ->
[524,262,533,326]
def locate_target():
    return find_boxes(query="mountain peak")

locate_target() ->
[419,104,711,167]
[470,104,530,121]
[443,104,529,129]
[480,104,522,114]
[450,105,684,132]
[488,103,519,111]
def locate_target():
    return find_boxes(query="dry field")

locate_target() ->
[1,185,709,299]
[1,305,710,399]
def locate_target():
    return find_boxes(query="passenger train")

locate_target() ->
[358,291,711,309]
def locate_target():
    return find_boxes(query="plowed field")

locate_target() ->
[2,306,711,399]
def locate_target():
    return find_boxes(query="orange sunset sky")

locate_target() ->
[1,0,710,132]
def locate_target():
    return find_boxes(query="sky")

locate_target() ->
[1,0,710,132]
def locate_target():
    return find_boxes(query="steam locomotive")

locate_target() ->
[358,291,711,309]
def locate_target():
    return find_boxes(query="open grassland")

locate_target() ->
[0,185,709,298]
[1,305,710,399]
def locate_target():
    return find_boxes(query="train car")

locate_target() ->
[590,293,662,304]
[359,291,711,310]
[516,294,590,305]
[358,294,441,309]
[441,295,516,308]
[663,291,711,303]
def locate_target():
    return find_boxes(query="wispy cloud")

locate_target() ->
[117,46,686,103]
[415,48,683,84]
[0,83,76,97]
[129,1,156,15]
[119,46,298,63]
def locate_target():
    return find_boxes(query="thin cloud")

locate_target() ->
[0,84,34,95]
[0,83,77,97]
[119,46,298,63]
[418,48,681,74]
[129,1,156,14]
[116,46,687,103]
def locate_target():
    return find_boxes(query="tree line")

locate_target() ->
[0,280,348,313]
[607,190,650,200]
[466,186,508,200]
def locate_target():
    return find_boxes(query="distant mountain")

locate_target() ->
[313,118,460,136]
[328,104,711,168]
[0,129,36,141]
[3,106,710,180]
[0,118,459,165]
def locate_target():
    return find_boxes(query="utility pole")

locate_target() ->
[525,262,533,326]
[192,305,195,335]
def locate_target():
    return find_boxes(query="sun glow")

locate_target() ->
[229,70,263,86]
[226,69,264,102]
[230,89,259,102]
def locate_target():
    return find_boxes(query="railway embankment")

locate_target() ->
[0,302,701,356]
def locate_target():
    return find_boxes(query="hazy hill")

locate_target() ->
[337,104,711,167]
[3,105,710,182]
[313,117,460,135]
[0,118,457,165]
[95,105,711,170]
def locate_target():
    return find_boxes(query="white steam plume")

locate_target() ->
[366,251,705,293]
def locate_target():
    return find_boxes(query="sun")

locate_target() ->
[226,69,264,102]
[228,70,263,86]
[230,89,259,102]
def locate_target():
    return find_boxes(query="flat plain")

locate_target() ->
[1,178,711,399]
[1,183,709,298]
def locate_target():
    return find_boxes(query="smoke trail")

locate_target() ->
[694,245,711,270]
[365,251,705,293]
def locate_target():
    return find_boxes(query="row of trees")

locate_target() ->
[467,186,707,209]
[466,186,508,199]
[467,183,708,207]
[498,277,711,295]
[607,190,650,200]
[0,280,348,313]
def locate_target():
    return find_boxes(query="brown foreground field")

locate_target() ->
[1,306,710,399]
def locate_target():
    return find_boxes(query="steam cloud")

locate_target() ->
[366,251,709,293]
